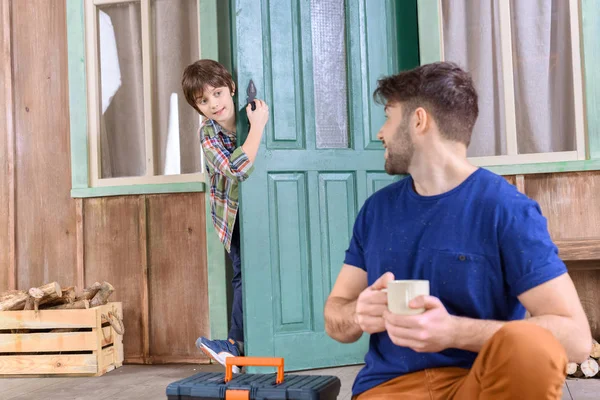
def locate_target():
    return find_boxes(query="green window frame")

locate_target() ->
[416,0,600,176]
[66,0,218,198]
[67,0,230,341]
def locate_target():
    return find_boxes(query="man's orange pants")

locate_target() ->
[356,321,568,399]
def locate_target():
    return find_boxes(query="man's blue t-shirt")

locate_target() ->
[344,168,567,396]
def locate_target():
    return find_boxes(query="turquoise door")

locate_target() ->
[233,0,419,370]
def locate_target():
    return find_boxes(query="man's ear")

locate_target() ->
[413,107,429,134]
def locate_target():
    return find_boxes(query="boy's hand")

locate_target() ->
[247,99,269,130]
[354,272,394,334]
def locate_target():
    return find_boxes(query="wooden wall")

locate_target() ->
[523,172,600,339]
[0,0,599,364]
[0,0,210,364]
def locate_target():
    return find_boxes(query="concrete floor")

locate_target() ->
[0,364,598,399]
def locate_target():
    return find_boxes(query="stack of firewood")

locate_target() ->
[567,339,600,379]
[0,281,115,311]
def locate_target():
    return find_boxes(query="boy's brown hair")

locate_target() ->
[373,62,478,146]
[182,59,235,115]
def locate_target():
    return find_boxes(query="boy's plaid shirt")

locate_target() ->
[200,119,254,253]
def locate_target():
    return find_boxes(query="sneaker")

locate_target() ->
[196,337,242,374]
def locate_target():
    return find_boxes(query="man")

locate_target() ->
[324,62,591,399]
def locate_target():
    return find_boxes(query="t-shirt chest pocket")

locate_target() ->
[427,250,491,318]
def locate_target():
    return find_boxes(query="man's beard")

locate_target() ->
[385,120,414,175]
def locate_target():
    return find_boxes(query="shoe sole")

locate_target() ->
[199,343,240,374]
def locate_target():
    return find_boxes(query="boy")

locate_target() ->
[182,59,269,373]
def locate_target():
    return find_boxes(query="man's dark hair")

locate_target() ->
[373,62,478,146]
[182,59,235,116]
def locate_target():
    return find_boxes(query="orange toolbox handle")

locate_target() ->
[225,357,285,384]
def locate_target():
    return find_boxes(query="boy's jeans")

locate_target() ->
[227,217,244,342]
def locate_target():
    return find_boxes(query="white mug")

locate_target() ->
[385,280,430,315]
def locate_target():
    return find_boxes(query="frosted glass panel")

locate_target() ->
[311,0,349,149]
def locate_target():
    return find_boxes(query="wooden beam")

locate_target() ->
[76,198,85,289]
[2,0,16,290]
[569,0,587,160]
[124,356,211,364]
[556,239,600,261]
[0,332,97,353]
[498,0,518,156]
[140,0,154,177]
[515,174,525,194]
[139,196,150,363]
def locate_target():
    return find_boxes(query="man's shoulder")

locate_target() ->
[473,169,541,216]
[364,176,410,206]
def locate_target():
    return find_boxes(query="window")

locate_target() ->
[82,0,204,188]
[419,0,590,169]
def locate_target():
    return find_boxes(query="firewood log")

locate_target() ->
[75,282,102,301]
[0,282,61,311]
[580,358,599,378]
[42,286,77,308]
[566,362,578,376]
[47,299,89,310]
[591,339,600,359]
[0,290,25,302]
[23,295,34,311]
[90,282,115,308]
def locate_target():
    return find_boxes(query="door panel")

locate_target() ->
[233,0,419,370]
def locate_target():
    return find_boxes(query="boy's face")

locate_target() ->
[195,85,235,126]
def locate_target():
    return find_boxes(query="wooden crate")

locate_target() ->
[0,302,124,376]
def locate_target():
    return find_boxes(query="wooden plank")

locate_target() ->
[11,0,77,289]
[99,345,116,376]
[569,270,600,341]
[0,0,15,292]
[112,302,124,366]
[146,193,210,359]
[139,196,150,363]
[503,175,516,186]
[83,197,145,361]
[144,356,210,364]
[0,332,97,353]
[581,0,600,159]
[101,325,115,347]
[0,309,97,330]
[140,0,154,177]
[524,172,600,241]
[569,0,586,160]
[94,172,205,186]
[498,0,517,156]
[556,239,600,261]
[71,181,205,198]
[565,260,600,271]
[0,354,97,375]
[515,175,525,193]
[76,198,85,289]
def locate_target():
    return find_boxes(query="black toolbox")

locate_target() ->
[166,357,341,399]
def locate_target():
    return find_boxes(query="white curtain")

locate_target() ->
[442,0,576,157]
[99,0,201,178]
